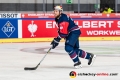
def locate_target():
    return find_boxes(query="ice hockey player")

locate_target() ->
[51,5,96,68]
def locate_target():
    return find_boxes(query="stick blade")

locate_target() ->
[24,67,37,70]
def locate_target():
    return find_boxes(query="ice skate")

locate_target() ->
[88,53,96,66]
[74,61,82,69]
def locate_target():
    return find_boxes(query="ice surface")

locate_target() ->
[0,41,120,80]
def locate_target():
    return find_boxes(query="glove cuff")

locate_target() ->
[56,36,61,41]
[54,37,61,43]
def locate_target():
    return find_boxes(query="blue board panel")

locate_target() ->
[0,19,18,38]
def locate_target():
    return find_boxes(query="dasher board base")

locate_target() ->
[0,37,120,43]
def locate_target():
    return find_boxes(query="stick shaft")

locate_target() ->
[24,47,52,70]
[37,47,52,66]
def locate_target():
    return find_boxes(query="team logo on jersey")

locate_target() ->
[1,21,15,37]
[28,20,38,37]
[69,71,77,78]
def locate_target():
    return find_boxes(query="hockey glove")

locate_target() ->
[51,37,61,49]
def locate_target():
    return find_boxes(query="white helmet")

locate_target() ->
[54,5,63,12]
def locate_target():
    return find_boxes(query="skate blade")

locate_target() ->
[74,65,82,69]
[89,55,96,66]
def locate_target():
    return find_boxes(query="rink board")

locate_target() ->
[0,37,120,43]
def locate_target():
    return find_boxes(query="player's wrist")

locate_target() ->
[54,37,61,42]
[57,36,62,40]
[56,37,61,41]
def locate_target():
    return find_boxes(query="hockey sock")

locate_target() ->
[65,45,80,63]
[69,50,79,63]
[75,48,90,59]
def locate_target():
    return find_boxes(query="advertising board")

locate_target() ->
[22,19,120,38]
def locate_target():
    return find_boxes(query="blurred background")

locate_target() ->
[0,0,119,13]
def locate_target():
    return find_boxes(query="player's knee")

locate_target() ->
[65,45,74,53]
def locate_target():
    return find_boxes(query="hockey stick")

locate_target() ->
[24,47,52,70]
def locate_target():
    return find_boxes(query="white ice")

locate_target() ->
[0,41,120,80]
